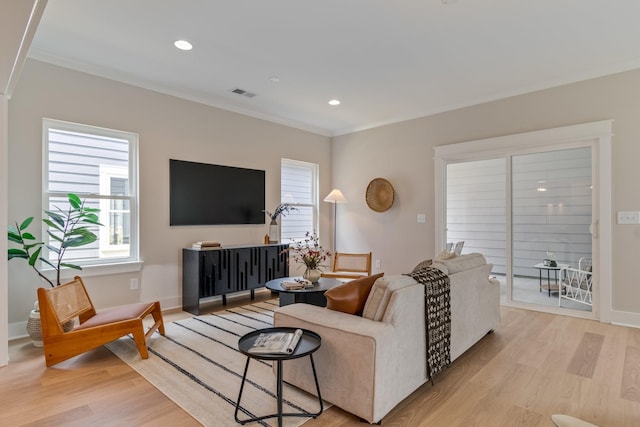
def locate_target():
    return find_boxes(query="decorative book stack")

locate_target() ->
[192,241,222,250]
[281,279,313,290]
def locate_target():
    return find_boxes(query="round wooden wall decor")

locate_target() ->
[366,178,395,212]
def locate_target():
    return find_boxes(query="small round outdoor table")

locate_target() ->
[234,327,323,427]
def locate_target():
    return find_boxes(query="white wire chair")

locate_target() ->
[559,257,593,307]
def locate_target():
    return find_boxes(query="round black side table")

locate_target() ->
[234,327,323,427]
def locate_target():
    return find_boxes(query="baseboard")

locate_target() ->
[610,309,640,329]
[9,321,28,341]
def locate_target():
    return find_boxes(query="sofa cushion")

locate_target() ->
[430,262,449,275]
[362,275,417,321]
[439,252,486,274]
[325,273,384,315]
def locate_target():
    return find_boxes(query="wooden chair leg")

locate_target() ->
[152,302,165,336]
[132,328,149,359]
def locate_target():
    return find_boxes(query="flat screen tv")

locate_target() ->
[170,159,265,225]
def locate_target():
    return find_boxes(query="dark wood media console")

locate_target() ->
[182,244,289,315]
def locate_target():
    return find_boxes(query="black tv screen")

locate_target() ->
[170,159,265,225]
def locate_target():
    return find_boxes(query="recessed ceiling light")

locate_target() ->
[328,99,341,106]
[269,76,280,83]
[174,40,193,51]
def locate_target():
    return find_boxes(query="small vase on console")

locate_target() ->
[303,268,322,284]
[269,219,279,244]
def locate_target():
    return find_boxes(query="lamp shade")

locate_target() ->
[323,189,347,203]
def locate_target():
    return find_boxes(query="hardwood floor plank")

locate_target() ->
[566,332,605,378]
[19,405,95,427]
[621,345,640,404]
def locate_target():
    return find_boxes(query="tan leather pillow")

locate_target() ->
[325,273,384,315]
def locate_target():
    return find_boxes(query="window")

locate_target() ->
[43,119,139,268]
[280,159,319,243]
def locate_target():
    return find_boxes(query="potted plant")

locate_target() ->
[7,193,102,345]
[285,231,332,283]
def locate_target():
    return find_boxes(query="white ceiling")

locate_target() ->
[29,0,640,136]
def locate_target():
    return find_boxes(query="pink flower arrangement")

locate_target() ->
[287,231,332,270]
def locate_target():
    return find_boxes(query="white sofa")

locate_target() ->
[274,253,500,424]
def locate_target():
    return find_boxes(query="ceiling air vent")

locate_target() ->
[231,88,256,98]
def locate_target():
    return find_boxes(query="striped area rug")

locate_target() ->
[105,299,325,427]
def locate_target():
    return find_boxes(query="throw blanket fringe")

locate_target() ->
[405,267,451,381]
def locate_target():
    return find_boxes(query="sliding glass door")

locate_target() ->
[445,147,593,314]
[435,121,611,319]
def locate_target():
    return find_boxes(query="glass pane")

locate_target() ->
[281,206,314,243]
[45,196,103,264]
[446,158,506,272]
[47,128,129,195]
[511,147,592,312]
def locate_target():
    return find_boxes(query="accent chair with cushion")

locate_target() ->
[38,276,165,367]
[321,252,372,280]
[274,253,500,423]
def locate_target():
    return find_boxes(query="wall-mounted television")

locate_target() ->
[170,159,265,226]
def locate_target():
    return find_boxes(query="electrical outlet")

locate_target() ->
[130,278,138,290]
[417,213,426,223]
[375,259,381,269]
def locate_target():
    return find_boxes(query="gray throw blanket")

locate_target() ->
[405,266,451,380]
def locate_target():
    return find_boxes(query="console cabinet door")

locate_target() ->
[263,244,289,281]
[214,249,233,296]
[182,245,289,315]
[233,247,261,292]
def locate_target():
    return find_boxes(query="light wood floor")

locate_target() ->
[2,296,640,427]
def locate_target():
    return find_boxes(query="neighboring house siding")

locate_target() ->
[447,148,592,276]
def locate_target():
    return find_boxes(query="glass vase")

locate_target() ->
[268,219,279,243]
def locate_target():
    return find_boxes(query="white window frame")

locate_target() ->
[42,118,141,279]
[280,158,319,243]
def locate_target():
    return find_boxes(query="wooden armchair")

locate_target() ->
[37,276,165,367]
[321,252,372,280]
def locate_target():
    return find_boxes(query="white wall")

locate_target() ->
[7,59,332,335]
[332,69,640,327]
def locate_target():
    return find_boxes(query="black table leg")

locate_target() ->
[234,357,251,424]
[308,354,324,416]
[539,269,542,292]
[277,359,283,427]
[234,355,323,425]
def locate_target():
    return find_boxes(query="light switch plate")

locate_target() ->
[617,211,640,224]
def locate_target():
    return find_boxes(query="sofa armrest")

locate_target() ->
[275,304,393,422]
[274,284,427,423]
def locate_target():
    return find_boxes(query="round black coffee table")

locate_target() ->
[234,327,323,427]
[265,277,343,307]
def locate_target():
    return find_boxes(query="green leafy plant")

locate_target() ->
[7,193,103,287]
